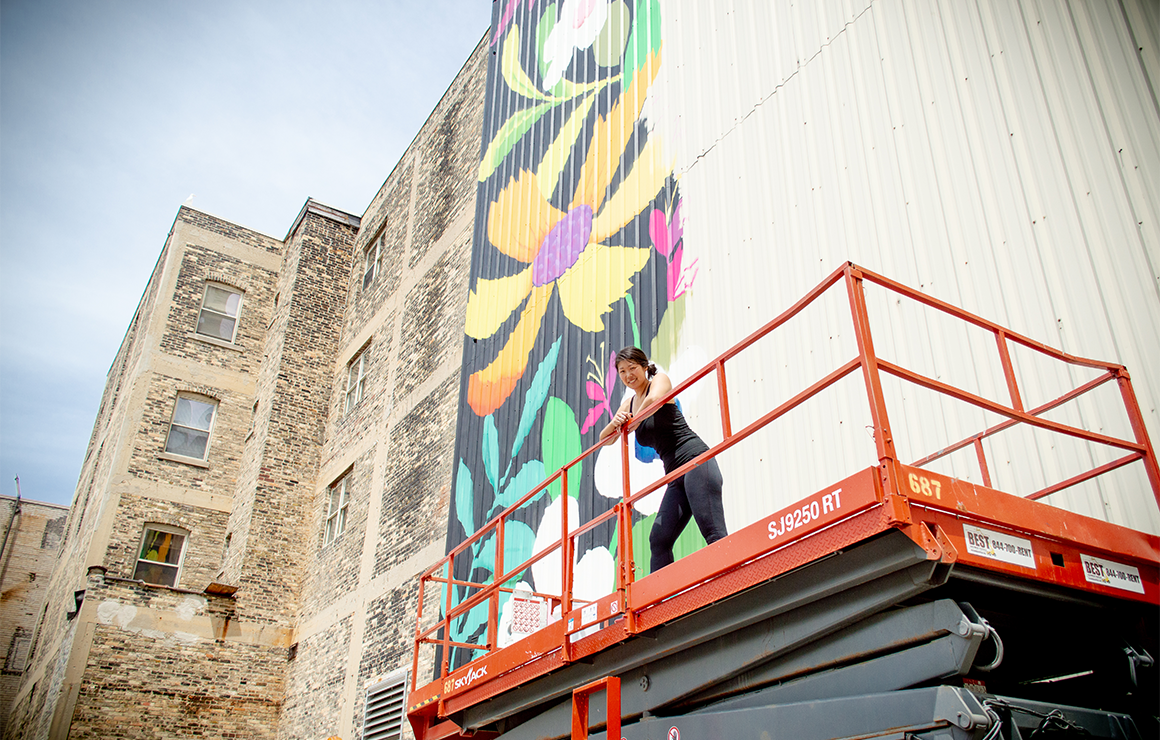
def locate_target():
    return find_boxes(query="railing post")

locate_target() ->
[571,676,621,740]
[490,519,505,651]
[845,266,909,526]
[973,438,993,488]
[440,554,454,680]
[619,431,636,633]
[1116,369,1160,509]
[717,359,732,439]
[413,569,427,692]
[995,330,1024,412]
[562,468,572,615]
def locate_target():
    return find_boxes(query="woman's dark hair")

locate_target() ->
[616,346,657,378]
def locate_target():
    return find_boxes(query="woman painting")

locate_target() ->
[600,347,727,571]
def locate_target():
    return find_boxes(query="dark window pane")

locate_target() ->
[203,286,240,316]
[173,398,215,431]
[139,530,185,565]
[197,310,237,340]
[165,426,209,458]
[133,561,178,587]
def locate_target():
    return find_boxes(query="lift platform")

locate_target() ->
[407,263,1159,740]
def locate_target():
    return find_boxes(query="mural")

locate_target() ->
[445,0,702,660]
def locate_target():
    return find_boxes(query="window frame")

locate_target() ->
[195,282,244,344]
[324,475,351,546]
[164,393,218,462]
[362,235,383,291]
[132,523,189,588]
[345,349,368,414]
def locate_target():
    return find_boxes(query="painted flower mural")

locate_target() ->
[444,0,702,663]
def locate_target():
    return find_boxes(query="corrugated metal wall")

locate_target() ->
[448,0,1158,649]
[644,0,1159,535]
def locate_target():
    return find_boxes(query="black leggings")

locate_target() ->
[649,458,726,571]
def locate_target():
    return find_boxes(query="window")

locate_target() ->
[324,475,350,545]
[345,349,368,413]
[363,669,408,740]
[133,524,188,587]
[4,627,31,674]
[362,235,384,291]
[165,395,217,460]
[196,284,242,342]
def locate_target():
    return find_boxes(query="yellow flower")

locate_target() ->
[465,53,666,416]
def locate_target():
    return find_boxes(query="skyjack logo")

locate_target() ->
[444,664,488,693]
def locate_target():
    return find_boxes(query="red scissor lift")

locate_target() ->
[407,263,1159,740]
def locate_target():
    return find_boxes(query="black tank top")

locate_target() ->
[634,401,709,474]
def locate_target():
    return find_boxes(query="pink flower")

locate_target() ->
[492,0,540,46]
[580,348,618,434]
[649,200,698,300]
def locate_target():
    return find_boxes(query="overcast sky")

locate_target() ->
[0,0,493,506]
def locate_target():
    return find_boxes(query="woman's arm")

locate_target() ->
[634,372,673,414]
[599,396,635,445]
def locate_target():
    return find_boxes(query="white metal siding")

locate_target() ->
[645,0,1159,534]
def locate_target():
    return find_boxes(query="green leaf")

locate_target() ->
[483,415,500,494]
[504,24,557,101]
[535,3,557,82]
[622,0,661,91]
[510,337,563,460]
[535,92,598,201]
[593,1,632,67]
[494,459,547,512]
[455,460,476,537]
[478,102,553,182]
[542,397,582,500]
[554,75,616,101]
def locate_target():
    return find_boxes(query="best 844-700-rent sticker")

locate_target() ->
[1081,554,1145,594]
[962,524,1036,570]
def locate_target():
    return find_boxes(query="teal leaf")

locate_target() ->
[510,337,563,461]
[451,600,489,645]
[622,0,661,91]
[542,397,582,500]
[494,459,547,513]
[483,415,500,494]
[455,460,476,537]
[501,520,536,583]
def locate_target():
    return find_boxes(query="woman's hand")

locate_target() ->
[611,409,632,429]
[600,407,633,444]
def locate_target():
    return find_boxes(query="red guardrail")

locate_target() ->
[408,262,1160,730]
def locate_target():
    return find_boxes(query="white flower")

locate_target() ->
[530,494,615,602]
[541,0,610,89]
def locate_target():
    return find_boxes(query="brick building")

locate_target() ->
[5,33,487,740]
[0,496,69,736]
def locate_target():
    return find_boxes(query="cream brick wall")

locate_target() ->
[5,30,490,740]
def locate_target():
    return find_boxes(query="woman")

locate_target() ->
[600,347,727,571]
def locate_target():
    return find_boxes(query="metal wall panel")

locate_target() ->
[448,0,1158,654]
[648,0,1159,534]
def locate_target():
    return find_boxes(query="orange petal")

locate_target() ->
[467,284,554,416]
[570,48,662,214]
[488,170,567,263]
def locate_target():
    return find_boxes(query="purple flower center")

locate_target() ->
[532,205,593,286]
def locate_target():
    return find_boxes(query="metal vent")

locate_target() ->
[364,670,407,740]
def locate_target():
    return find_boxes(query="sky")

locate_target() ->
[0,0,494,506]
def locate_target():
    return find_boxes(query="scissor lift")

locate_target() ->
[407,263,1159,740]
